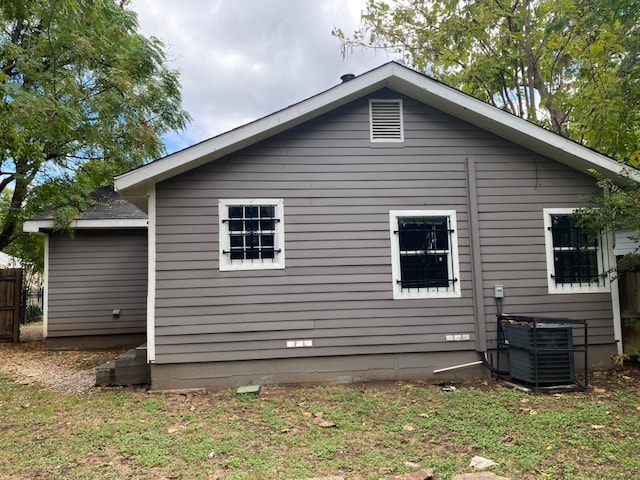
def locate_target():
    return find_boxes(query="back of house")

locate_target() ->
[115,63,632,390]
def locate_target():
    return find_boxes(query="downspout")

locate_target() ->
[146,185,156,363]
[608,232,623,355]
[441,159,509,377]
[42,234,49,338]
[465,157,487,352]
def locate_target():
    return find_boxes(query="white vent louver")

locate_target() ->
[369,99,404,142]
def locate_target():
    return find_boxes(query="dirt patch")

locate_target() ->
[0,322,128,395]
[3,322,640,398]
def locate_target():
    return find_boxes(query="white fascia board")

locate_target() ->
[23,221,45,233]
[115,62,639,195]
[386,68,640,185]
[146,186,156,363]
[114,65,398,194]
[42,235,49,338]
[23,218,147,233]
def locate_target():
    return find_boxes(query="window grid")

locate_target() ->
[223,205,281,262]
[395,216,457,292]
[549,214,601,287]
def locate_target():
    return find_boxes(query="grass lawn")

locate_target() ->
[1,370,639,479]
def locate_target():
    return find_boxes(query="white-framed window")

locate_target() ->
[389,210,461,299]
[219,199,285,271]
[543,208,610,294]
[369,99,404,142]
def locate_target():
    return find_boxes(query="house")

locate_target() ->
[24,187,148,349]
[27,62,640,389]
[0,252,21,268]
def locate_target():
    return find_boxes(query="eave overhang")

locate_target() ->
[115,62,639,212]
[23,218,148,233]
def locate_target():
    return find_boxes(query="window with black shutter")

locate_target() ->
[549,214,600,286]
[390,210,460,299]
[543,208,610,294]
[219,199,285,271]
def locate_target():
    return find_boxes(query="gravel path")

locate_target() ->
[0,323,127,395]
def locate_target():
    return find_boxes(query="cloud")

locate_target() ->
[131,0,394,153]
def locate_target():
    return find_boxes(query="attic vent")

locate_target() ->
[369,99,404,142]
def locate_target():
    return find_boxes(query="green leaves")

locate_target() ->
[337,0,640,164]
[0,0,190,254]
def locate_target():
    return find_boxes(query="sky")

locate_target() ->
[131,0,398,155]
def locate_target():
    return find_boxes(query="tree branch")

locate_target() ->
[0,174,15,194]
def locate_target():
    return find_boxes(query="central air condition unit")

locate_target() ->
[497,314,588,390]
[504,322,575,385]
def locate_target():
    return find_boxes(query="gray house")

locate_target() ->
[29,63,640,389]
[24,187,148,349]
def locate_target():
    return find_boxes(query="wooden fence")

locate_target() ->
[620,267,640,356]
[0,269,23,343]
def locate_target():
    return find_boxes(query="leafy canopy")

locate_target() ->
[0,0,190,254]
[335,0,640,164]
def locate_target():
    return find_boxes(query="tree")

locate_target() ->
[334,0,640,163]
[575,176,640,263]
[0,0,190,252]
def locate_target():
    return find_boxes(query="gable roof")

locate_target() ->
[115,62,640,211]
[23,187,147,233]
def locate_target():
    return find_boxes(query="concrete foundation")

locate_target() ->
[149,344,616,391]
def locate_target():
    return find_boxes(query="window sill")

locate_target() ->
[220,261,285,272]
[393,289,461,300]
[547,284,610,295]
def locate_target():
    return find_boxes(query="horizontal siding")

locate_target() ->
[614,230,639,256]
[154,298,475,319]
[156,314,476,334]
[47,230,147,337]
[154,94,478,364]
[474,153,614,344]
[156,324,475,346]
[155,341,474,364]
[153,91,614,367]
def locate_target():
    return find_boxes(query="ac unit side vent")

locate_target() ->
[504,324,576,386]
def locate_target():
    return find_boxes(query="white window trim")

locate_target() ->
[219,198,285,271]
[369,99,404,143]
[543,208,611,294]
[389,209,461,299]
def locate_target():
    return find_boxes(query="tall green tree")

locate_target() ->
[0,0,190,251]
[335,0,639,163]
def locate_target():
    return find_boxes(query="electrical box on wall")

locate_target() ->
[494,285,504,299]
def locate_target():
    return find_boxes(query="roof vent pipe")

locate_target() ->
[340,74,356,83]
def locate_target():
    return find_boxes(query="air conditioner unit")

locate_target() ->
[503,322,576,386]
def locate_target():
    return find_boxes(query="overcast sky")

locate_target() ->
[131,0,398,154]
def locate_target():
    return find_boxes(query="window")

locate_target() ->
[369,99,404,142]
[390,210,460,299]
[543,208,610,294]
[219,199,285,271]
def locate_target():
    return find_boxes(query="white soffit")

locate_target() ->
[115,62,640,203]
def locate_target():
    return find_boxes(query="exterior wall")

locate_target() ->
[615,230,638,256]
[153,91,614,387]
[150,344,615,390]
[151,351,487,390]
[47,229,147,344]
[473,157,615,346]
